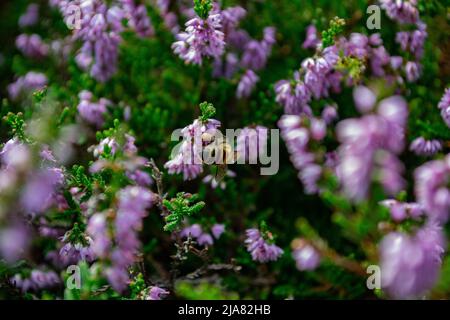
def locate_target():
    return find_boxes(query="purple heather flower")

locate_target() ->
[245,228,283,263]
[122,0,154,38]
[197,233,214,246]
[21,168,64,214]
[221,6,246,36]
[172,13,225,65]
[92,137,118,158]
[292,240,321,271]
[380,199,425,221]
[278,115,324,194]
[8,72,47,100]
[405,61,420,82]
[438,88,450,127]
[19,3,39,28]
[380,223,445,299]
[236,126,268,164]
[147,286,169,300]
[414,154,450,223]
[236,70,259,98]
[87,213,112,259]
[0,225,30,263]
[1,138,31,170]
[410,137,443,156]
[54,0,123,82]
[77,90,110,127]
[12,270,60,293]
[303,24,320,49]
[390,56,403,70]
[16,34,49,59]
[59,238,95,265]
[165,118,221,180]
[102,186,154,292]
[353,86,377,113]
[241,27,276,71]
[321,105,339,124]
[211,224,225,239]
[396,32,409,51]
[180,224,203,239]
[310,118,327,141]
[127,169,153,187]
[213,53,239,79]
[336,96,408,201]
[379,0,419,25]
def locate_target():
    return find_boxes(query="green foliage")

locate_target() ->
[2,112,26,141]
[321,17,346,48]
[162,193,206,232]
[194,0,213,20]
[175,280,239,300]
[199,101,216,122]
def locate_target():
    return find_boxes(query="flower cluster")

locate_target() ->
[8,71,47,100]
[414,154,450,223]
[164,108,221,180]
[291,239,321,271]
[336,92,408,201]
[172,9,225,65]
[77,90,111,127]
[16,34,49,59]
[410,137,443,156]
[245,227,283,263]
[180,223,225,246]
[11,270,60,293]
[380,224,445,299]
[438,88,450,128]
[278,115,327,194]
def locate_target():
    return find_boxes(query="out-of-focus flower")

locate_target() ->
[414,154,450,223]
[11,270,60,293]
[236,70,259,98]
[180,223,221,246]
[16,34,49,59]
[8,72,47,100]
[291,239,321,271]
[245,228,283,263]
[353,86,377,113]
[438,88,450,128]
[147,286,169,300]
[336,96,408,201]
[236,126,268,164]
[380,223,445,299]
[410,137,442,156]
[379,0,419,25]
[211,224,225,239]
[0,225,30,263]
[19,3,39,28]
[278,115,324,194]
[121,0,154,38]
[302,24,320,49]
[241,27,276,71]
[380,199,425,222]
[77,90,110,127]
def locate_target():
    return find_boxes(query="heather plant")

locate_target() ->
[0,0,449,301]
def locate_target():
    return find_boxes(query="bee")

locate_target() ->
[203,137,239,182]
